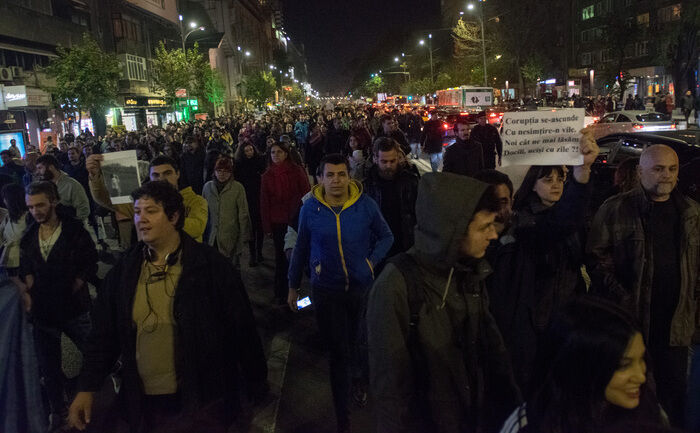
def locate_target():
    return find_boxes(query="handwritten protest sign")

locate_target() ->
[500,109,585,167]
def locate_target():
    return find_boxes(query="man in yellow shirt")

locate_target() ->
[86,154,208,242]
[68,180,267,432]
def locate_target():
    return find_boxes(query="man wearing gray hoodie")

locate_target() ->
[367,172,521,433]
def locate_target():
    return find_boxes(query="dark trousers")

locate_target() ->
[687,345,700,433]
[140,394,230,433]
[271,224,289,300]
[249,211,264,261]
[649,342,688,428]
[313,288,365,429]
[33,312,92,415]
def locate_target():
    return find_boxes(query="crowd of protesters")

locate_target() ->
[0,101,698,433]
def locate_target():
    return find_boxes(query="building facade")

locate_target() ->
[572,0,695,101]
[0,0,95,149]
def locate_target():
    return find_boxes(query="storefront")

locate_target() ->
[627,66,671,101]
[0,84,52,150]
[114,96,170,131]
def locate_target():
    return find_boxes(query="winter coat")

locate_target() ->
[56,171,91,221]
[0,161,25,185]
[77,234,268,430]
[235,155,266,222]
[260,160,310,233]
[443,137,484,178]
[378,129,412,156]
[487,179,591,390]
[470,124,502,169]
[586,187,700,346]
[202,179,251,258]
[19,206,97,326]
[368,173,521,433]
[363,165,419,255]
[180,148,206,195]
[294,121,310,145]
[324,127,349,155]
[421,118,445,155]
[288,181,394,292]
[681,94,695,111]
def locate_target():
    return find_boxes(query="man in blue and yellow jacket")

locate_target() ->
[288,153,393,433]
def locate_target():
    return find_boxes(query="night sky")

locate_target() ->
[283,0,441,95]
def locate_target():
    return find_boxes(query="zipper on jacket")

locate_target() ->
[335,212,350,290]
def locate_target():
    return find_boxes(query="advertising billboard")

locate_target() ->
[0,130,28,160]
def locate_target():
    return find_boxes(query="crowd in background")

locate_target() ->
[0,101,698,433]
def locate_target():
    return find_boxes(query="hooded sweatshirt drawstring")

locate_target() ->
[439,267,455,309]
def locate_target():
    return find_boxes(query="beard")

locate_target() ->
[38,170,54,181]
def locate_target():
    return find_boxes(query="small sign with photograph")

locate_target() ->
[101,150,142,204]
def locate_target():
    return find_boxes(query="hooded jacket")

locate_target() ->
[288,180,394,292]
[367,172,520,433]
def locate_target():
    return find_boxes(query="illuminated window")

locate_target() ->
[658,4,681,22]
[636,13,649,27]
[582,5,594,20]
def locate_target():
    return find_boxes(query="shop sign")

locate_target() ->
[175,88,187,98]
[146,98,167,106]
[124,97,168,107]
[4,85,28,107]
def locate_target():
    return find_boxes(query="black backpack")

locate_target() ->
[387,252,429,393]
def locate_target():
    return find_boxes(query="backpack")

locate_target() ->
[387,252,429,393]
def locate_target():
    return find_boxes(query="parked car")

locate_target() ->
[582,110,677,140]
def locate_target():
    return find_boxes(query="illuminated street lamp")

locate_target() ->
[466,2,487,87]
[419,34,434,84]
[179,16,205,59]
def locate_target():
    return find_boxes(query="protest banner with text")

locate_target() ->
[501,109,585,167]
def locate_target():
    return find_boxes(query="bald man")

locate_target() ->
[587,144,700,428]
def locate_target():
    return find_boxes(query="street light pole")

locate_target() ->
[180,20,204,60]
[479,2,487,87]
[428,34,434,84]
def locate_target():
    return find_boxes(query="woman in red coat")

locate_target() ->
[260,141,310,303]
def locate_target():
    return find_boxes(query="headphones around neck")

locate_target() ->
[143,242,182,267]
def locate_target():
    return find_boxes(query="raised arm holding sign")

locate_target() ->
[501,109,587,167]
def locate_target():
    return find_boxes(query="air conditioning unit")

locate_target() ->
[0,68,12,81]
[11,66,23,78]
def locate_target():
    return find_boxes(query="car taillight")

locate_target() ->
[670,123,676,129]
[489,112,497,117]
[632,123,644,129]
[602,159,607,164]
[443,123,449,129]
[460,112,469,116]
[592,116,600,123]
